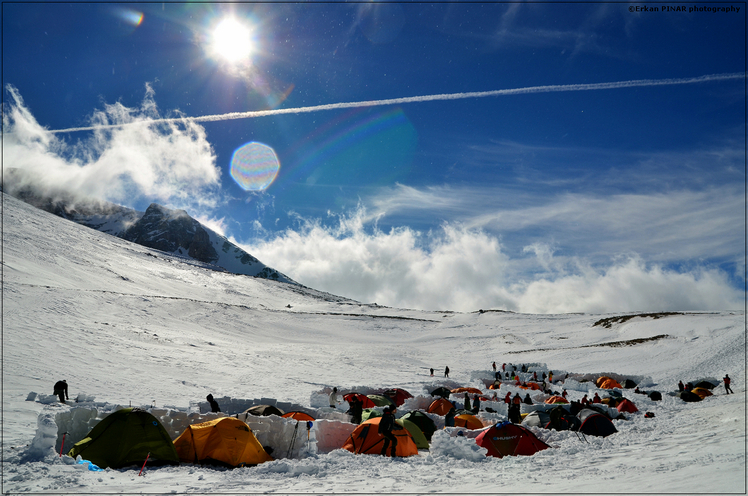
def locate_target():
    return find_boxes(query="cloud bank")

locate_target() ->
[239,206,744,314]
[2,84,221,210]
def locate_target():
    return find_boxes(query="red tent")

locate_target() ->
[475,422,550,458]
[343,393,377,409]
[616,398,638,413]
[383,388,413,407]
[451,387,482,395]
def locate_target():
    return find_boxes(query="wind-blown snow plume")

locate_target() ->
[2,84,221,210]
[46,73,744,134]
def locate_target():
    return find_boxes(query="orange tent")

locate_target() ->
[427,398,454,416]
[596,376,613,388]
[342,418,419,457]
[173,417,272,467]
[519,382,542,390]
[454,414,484,430]
[451,387,482,395]
[281,411,315,421]
[545,395,569,404]
[691,387,713,399]
[599,378,622,389]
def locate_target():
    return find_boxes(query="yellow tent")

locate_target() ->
[173,417,273,467]
[691,387,713,399]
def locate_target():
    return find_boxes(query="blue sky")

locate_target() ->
[3,2,745,312]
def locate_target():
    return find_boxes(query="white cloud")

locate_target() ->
[2,84,221,211]
[240,207,743,313]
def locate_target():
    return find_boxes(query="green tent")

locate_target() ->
[401,411,437,441]
[367,395,394,407]
[68,408,179,469]
[398,419,429,450]
[361,408,382,422]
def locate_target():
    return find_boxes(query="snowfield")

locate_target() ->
[2,193,745,494]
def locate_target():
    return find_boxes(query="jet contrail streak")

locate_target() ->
[48,72,744,134]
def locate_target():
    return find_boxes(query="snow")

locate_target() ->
[2,192,745,493]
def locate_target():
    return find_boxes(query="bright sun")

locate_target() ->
[211,18,253,64]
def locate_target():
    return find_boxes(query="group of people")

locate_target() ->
[678,374,733,394]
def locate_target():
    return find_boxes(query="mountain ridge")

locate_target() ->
[2,168,295,284]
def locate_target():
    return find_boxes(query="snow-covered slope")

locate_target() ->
[2,192,745,493]
[2,169,295,283]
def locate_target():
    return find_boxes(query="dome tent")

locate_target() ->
[173,417,272,467]
[342,417,418,457]
[67,408,179,469]
[475,421,550,458]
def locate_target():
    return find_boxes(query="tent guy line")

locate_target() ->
[43,72,744,134]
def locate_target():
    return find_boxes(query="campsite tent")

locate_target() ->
[400,418,430,449]
[545,395,569,404]
[67,408,179,469]
[281,411,315,421]
[521,410,550,429]
[427,398,454,416]
[451,387,482,395]
[401,411,437,441]
[475,421,550,458]
[623,379,637,389]
[519,382,542,390]
[599,378,623,389]
[242,405,284,417]
[367,394,395,407]
[430,387,452,398]
[361,409,382,422]
[690,387,714,399]
[577,409,618,437]
[173,417,272,467]
[454,414,484,430]
[596,376,613,388]
[616,399,639,413]
[679,391,703,402]
[692,378,719,390]
[341,418,419,457]
[343,393,377,409]
[382,388,413,407]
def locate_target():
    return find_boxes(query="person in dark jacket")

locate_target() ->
[347,396,363,424]
[206,394,221,413]
[472,395,481,413]
[463,393,471,411]
[445,406,456,427]
[53,380,68,403]
[378,406,401,456]
[523,393,533,405]
[678,380,684,392]
[444,366,450,378]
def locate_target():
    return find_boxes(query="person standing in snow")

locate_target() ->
[430,368,434,376]
[445,406,456,427]
[378,406,401,457]
[678,380,684,392]
[329,387,339,408]
[206,394,221,413]
[724,374,733,394]
[492,362,497,373]
[53,380,68,403]
[592,393,601,404]
[347,396,363,424]
[444,366,450,378]
[472,395,481,413]
[523,393,533,405]
[504,392,512,404]
[463,393,471,411]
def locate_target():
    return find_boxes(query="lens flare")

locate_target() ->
[230,142,280,191]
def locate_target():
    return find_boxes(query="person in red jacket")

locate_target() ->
[504,392,512,404]
[592,393,601,404]
[724,374,733,394]
[581,394,589,405]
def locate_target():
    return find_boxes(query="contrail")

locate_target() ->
[48,72,744,134]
